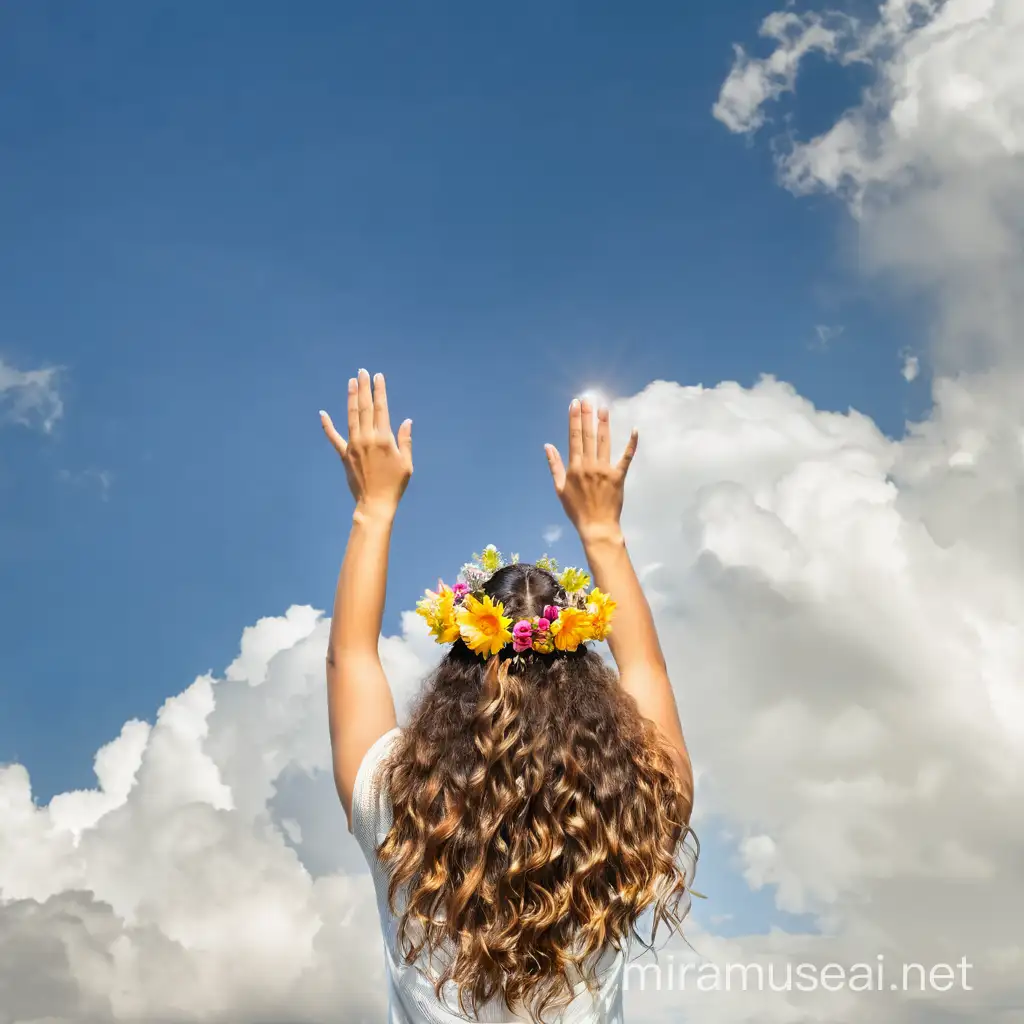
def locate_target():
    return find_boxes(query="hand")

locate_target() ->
[320,369,413,519]
[544,397,638,540]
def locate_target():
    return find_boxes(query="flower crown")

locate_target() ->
[416,545,616,659]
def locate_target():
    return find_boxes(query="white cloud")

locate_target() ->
[0,606,439,1023]
[901,351,920,381]
[57,468,114,500]
[542,524,563,546]
[0,357,63,433]
[812,324,845,350]
[716,0,1024,372]
[712,11,849,134]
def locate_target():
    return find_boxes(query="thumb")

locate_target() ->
[397,418,413,462]
[544,444,566,491]
[616,428,639,476]
[320,410,348,458]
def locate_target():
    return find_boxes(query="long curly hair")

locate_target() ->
[376,561,697,1022]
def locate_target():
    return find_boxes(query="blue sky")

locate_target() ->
[2,2,929,938]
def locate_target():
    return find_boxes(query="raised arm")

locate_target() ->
[320,369,413,829]
[545,398,693,815]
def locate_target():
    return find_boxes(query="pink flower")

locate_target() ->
[452,582,469,600]
[512,619,534,652]
[536,617,550,632]
[543,605,560,622]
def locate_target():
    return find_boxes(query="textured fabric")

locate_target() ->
[351,728,630,1024]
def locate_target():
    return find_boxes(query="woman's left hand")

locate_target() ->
[320,369,413,519]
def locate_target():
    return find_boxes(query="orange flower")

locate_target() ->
[549,605,594,652]
[587,589,616,642]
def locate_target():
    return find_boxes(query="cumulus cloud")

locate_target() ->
[8,363,1020,1021]
[613,373,1023,1020]
[716,0,1024,372]
[2,1,1024,1021]
[0,605,439,1023]
[0,357,63,433]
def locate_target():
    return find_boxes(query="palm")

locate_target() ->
[545,398,637,533]
[320,370,413,513]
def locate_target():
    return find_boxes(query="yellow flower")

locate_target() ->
[456,593,513,658]
[549,605,595,652]
[587,589,616,641]
[477,545,504,574]
[416,585,460,644]
[558,566,591,594]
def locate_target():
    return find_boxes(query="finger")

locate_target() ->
[396,418,413,463]
[346,377,359,439]
[596,407,611,463]
[580,398,596,462]
[372,372,392,435]
[545,443,567,491]
[616,428,639,475]
[568,399,583,467]
[357,368,373,434]
[319,410,348,458]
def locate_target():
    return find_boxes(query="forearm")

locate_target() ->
[581,523,690,799]
[327,501,399,824]
[327,501,396,662]
[581,525,666,675]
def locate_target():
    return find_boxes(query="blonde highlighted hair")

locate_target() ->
[376,562,697,1022]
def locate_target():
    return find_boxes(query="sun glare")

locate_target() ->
[578,386,610,409]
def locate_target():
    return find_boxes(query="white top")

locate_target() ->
[351,728,630,1023]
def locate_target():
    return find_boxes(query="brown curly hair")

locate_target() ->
[376,561,697,1022]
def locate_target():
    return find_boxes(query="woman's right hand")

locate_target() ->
[544,398,639,542]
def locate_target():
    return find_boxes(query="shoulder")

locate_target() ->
[350,727,403,857]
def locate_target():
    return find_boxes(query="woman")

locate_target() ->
[320,370,697,1023]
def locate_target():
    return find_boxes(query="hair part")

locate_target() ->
[376,562,697,1022]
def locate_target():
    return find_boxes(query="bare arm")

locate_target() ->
[320,369,412,829]
[581,525,692,809]
[545,399,693,815]
[326,506,399,829]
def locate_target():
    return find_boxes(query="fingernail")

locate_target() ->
[348,378,356,391]
[374,372,383,382]
[358,367,368,376]
[318,409,327,417]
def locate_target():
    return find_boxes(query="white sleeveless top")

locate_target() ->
[351,728,630,1023]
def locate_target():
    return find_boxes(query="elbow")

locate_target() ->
[325,644,381,672]
[672,748,695,823]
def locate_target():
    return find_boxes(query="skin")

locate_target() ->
[321,374,693,830]
[545,400,693,808]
